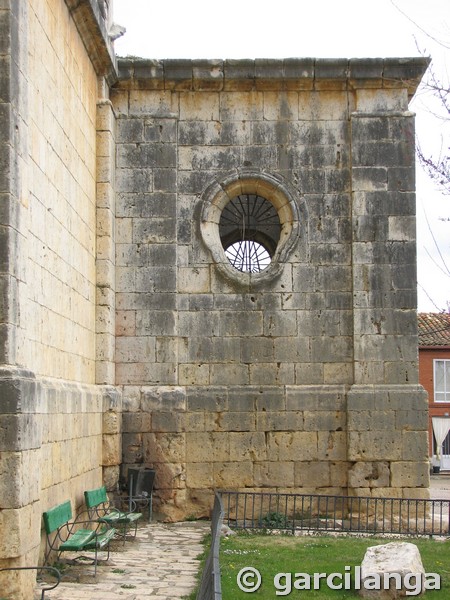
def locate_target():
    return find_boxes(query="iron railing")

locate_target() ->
[220,491,450,537]
[196,492,224,600]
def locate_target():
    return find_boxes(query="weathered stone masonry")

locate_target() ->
[113,58,430,520]
[0,1,121,598]
[0,0,431,596]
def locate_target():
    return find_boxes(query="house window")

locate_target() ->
[434,359,450,402]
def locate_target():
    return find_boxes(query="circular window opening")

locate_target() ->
[200,171,303,285]
[219,194,281,273]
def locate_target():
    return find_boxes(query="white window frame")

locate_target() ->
[434,359,450,403]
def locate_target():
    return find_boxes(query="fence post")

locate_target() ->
[196,492,224,600]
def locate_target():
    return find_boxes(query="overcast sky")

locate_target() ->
[113,0,450,313]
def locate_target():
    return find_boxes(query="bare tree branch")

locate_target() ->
[418,282,448,312]
[422,206,450,276]
[391,0,450,50]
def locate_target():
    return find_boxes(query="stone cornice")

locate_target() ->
[115,57,430,97]
[64,0,118,85]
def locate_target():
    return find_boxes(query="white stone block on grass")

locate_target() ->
[358,542,425,599]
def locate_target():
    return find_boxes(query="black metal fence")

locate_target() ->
[220,491,450,537]
[196,492,224,600]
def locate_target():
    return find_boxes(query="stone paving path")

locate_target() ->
[430,474,450,500]
[36,521,210,600]
[35,477,450,599]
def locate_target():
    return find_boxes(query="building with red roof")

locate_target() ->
[418,312,450,470]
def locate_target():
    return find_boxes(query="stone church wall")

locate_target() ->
[26,0,98,381]
[0,1,120,597]
[0,0,432,594]
[113,59,430,520]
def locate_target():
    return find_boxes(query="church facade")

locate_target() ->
[0,0,430,597]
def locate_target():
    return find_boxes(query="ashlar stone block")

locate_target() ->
[348,431,402,461]
[390,461,430,488]
[178,267,210,293]
[0,449,40,508]
[249,363,295,385]
[210,364,249,386]
[254,461,295,487]
[348,461,390,488]
[317,431,347,461]
[205,411,255,432]
[144,432,185,463]
[294,461,331,487]
[186,431,229,462]
[213,461,253,488]
[186,462,214,488]
[401,431,428,461]
[102,409,121,434]
[0,504,37,559]
[179,92,220,121]
[228,432,267,461]
[0,413,42,451]
[268,431,318,461]
[257,411,304,432]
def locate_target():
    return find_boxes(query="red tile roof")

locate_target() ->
[418,312,450,347]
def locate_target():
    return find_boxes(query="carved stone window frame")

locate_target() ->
[200,170,304,286]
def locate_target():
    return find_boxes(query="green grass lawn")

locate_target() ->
[220,532,450,599]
